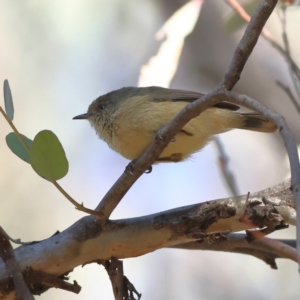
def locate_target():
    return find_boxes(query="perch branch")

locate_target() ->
[0,179,296,298]
[220,0,278,90]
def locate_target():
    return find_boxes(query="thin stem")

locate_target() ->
[225,0,275,40]
[226,0,300,104]
[213,136,239,197]
[0,106,30,151]
[52,181,103,217]
[278,4,300,101]
[221,0,278,90]
[276,80,300,113]
[225,0,280,47]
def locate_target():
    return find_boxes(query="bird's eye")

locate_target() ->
[98,104,105,111]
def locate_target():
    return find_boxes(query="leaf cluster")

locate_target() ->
[2,80,68,182]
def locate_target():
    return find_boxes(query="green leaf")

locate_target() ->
[6,133,33,163]
[3,79,14,120]
[223,0,259,34]
[30,130,69,181]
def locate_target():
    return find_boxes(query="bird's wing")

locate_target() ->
[149,88,240,111]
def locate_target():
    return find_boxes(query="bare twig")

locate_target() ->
[220,0,278,90]
[3,232,33,246]
[170,233,297,269]
[213,136,240,197]
[226,0,300,84]
[103,257,141,300]
[226,0,300,105]
[0,268,81,297]
[24,269,81,295]
[276,80,300,113]
[277,3,300,100]
[0,227,34,300]
[225,0,279,51]
[125,277,142,300]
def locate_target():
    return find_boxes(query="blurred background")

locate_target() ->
[0,0,299,299]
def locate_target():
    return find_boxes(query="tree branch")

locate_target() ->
[0,179,296,298]
[0,227,34,300]
[213,136,240,197]
[170,233,297,269]
[220,0,278,90]
[220,90,300,259]
[276,80,300,114]
[226,0,300,89]
[102,257,141,300]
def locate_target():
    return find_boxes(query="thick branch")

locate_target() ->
[0,179,296,298]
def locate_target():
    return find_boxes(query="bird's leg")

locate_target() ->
[125,160,136,175]
[156,129,164,140]
[156,153,183,163]
[156,128,176,142]
[145,166,152,173]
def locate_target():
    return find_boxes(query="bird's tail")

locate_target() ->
[235,113,277,133]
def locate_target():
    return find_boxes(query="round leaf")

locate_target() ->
[6,133,32,163]
[30,130,68,181]
[3,79,14,120]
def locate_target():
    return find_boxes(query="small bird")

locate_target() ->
[73,86,276,163]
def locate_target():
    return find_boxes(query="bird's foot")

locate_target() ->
[125,160,153,174]
[125,160,136,175]
[157,153,183,162]
[157,129,164,140]
[145,166,152,173]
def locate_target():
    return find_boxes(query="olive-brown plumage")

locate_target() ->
[73,86,276,162]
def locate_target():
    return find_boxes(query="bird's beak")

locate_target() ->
[73,113,89,120]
